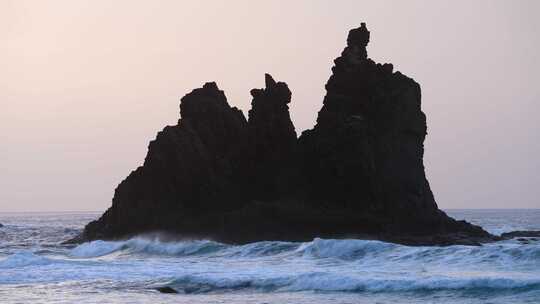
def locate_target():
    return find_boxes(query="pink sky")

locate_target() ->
[1,0,539,211]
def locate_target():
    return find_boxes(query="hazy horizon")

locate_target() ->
[2,0,539,212]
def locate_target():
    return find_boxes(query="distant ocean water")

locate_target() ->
[0,209,539,304]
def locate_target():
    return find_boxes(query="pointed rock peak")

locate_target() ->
[180,81,230,120]
[264,73,276,88]
[347,23,370,48]
[250,74,291,104]
[202,82,219,91]
[197,81,225,99]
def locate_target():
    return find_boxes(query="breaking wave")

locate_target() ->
[0,251,56,268]
[163,273,540,293]
[68,237,540,265]
[2,210,539,304]
[69,238,228,258]
[2,236,538,295]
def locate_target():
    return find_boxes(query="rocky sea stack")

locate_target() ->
[79,23,496,246]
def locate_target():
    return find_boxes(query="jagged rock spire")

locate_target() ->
[344,22,370,61]
[79,24,494,246]
[264,73,276,88]
[300,22,434,216]
[249,73,292,106]
[247,74,297,200]
[347,22,370,48]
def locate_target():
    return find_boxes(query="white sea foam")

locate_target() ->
[1,210,540,303]
[0,251,55,268]
[69,238,227,258]
[165,271,540,293]
[56,237,540,295]
[67,236,540,267]
[298,238,396,259]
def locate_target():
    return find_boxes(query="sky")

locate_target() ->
[1,0,539,212]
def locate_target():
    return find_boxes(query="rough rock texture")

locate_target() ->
[79,23,495,246]
[247,74,298,200]
[85,83,250,239]
[298,23,461,236]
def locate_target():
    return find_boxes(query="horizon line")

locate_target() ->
[1,208,539,214]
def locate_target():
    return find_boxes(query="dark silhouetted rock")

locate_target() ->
[76,23,495,246]
[84,82,250,240]
[156,286,178,294]
[0,223,3,228]
[296,22,486,240]
[247,73,298,200]
[501,231,540,239]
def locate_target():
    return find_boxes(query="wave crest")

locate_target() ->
[68,237,540,265]
[164,272,540,294]
[0,251,55,268]
[298,238,396,259]
[69,238,227,258]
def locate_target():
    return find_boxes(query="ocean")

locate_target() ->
[0,209,539,304]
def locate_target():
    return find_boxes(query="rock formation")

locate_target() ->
[156,286,179,294]
[501,231,540,238]
[79,23,495,246]
[300,23,443,233]
[247,74,298,200]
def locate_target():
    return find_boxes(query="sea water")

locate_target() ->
[0,210,538,304]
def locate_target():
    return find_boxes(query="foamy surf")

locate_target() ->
[69,238,227,258]
[66,237,540,266]
[164,272,540,293]
[0,251,55,268]
[0,211,539,303]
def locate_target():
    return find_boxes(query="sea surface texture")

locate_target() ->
[0,210,539,304]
